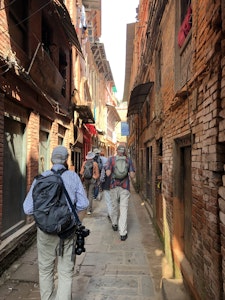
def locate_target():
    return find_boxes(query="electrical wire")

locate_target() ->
[0,67,9,75]
[0,0,17,11]
[0,0,72,117]
[0,62,10,69]
[0,0,53,36]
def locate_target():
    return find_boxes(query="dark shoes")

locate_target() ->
[112,224,118,231]
[120,234,128,241]
[112,225,127,241]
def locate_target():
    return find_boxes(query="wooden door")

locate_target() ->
[146,146,152,204]
[182,146,192,261]
[2,118,26,237]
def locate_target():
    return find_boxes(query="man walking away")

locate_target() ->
[93,148,103,199]
[99,157,112,220]
[23,145,89,300]
[80,151,100,214]
[106,145,135,241]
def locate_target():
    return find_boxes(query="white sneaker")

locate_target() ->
[87,211,91,215]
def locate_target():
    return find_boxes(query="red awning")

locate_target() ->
[85,124,97,136]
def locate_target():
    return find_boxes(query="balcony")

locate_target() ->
[29,45,64,101]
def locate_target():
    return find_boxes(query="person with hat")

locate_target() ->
[106,144,135,241]
[23,145,89,300]
[99,156,113,219]
[80,151,100,214]
[93,148,104,199]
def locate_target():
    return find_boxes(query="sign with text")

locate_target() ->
[121,122,129,136]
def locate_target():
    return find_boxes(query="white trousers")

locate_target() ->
[110,187,130,236]
[37,228,76,300]
[103,189,112,217]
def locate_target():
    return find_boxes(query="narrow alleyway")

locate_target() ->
[0,185,189,300]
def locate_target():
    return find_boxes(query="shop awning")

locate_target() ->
[74,105,95,124]
[127,82,154,117]
[53,0,84,59]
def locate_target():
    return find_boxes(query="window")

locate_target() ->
[59,50,67,97]
[145,95,150,125]
[175,0,193,90]
[9,0,28,51]
[42,17,53,56]
[155,45,162,91]
[178,0,192,48]
[58,125,66,145]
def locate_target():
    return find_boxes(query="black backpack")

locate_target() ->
[94,155,103,172]
[32,169,76,241]
[83,160,93,179]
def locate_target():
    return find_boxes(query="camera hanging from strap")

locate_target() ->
[57,173,90,260]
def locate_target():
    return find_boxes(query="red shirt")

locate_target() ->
[106,155,135,191]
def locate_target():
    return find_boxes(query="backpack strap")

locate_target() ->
[51,168,67,176]
[51,169,82,227]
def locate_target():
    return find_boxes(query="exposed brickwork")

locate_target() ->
[218,0,225,295]
[0,95,4,235]
[129,0,225,299]
[165,1,224,299]
[0,0,76,260]
[26,112,40,190]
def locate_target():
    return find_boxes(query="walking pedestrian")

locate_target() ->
[80,151,100,214]
[23,145,89,300]
[93,148,103,199]
[106,145,135,241]
[99,157,112,220]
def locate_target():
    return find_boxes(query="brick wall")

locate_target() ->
[26,112,40,189]
[218,1,225,296]
[0,94,4,234]
[157,1,224,299]
[0,0,76,274]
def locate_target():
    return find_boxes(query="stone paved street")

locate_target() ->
[0,185,170,300]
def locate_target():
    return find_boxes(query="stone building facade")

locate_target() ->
[125,0,225,299]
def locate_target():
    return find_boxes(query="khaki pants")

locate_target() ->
[110,187,130,236]
[37,228,76,300]
[84,178,96,212]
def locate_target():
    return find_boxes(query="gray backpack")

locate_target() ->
[83,160,93,179]
[113,156,129,180]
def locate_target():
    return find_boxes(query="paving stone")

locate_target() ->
[0,185,190,300]
[10,262,39,282]
[105,264,151,275]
